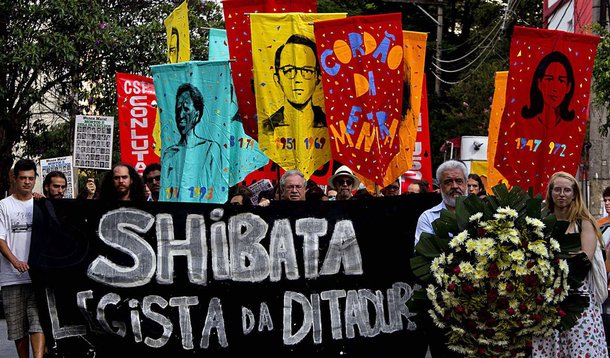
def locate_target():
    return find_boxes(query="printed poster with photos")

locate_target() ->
[40,156,75,199]
[73,115,114,170]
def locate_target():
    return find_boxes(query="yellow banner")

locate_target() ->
[360,31,428,192]
[487,71,509,189]
[164,1,190,63]
[250,13,346,179]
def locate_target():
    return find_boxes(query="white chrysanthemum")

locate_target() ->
[469,212,483,222]
[509,250,525,262]
[449,230,469,248]
[528,242,549,258]
[465,239,478,253]
[549,238,561,251]
[497,206,518,218]
[471,238,495,256]
[494,213,507,220]
[558,259,569,274]
[525,216,545,229]
[430,257,441,272]
[426,285,437,300]
[459,262,475,275]
[514,265,529,276]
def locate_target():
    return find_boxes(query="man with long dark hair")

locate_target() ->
[99,162,145,202]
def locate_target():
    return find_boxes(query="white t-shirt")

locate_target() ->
[0,195,33,286]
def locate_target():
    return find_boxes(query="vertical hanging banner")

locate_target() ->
[251,12,346,179]
[402,74,433,192]
[40,156,75,199]
[222,0,317,139]
[494,26,599,196]
[314,13,404,185]
[486,71,509,189]
[72,115,114,170]
[208,28,230,61]
[116,73,160,174]
[359,30,427,190]
[164,0,190,63]
[152,61,268,204]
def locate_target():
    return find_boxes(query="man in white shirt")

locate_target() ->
[415,160,468,246]
[0,159,45,358]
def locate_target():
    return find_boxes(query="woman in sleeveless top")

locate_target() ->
[532,171,608,357]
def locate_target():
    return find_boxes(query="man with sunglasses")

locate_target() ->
[143,163,161,202]
[328,165,360,201]
[262,34,327,134]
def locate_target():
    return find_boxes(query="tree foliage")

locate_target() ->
[591,24,610,137]
[0,0,223,197]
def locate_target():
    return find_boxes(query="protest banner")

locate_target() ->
[164,0,190,63]
[222,0,318,139]
[40,156,75,199]
[314,13,404,185]
[73,115,114,170]
[494,26,599,196]
[31,195,440,357]
[116,73,160,174]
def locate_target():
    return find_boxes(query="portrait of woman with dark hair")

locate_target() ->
[521,51,575,128]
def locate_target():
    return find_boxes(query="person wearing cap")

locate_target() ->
[328,165,360,200]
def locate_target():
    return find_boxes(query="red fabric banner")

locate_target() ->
[494,26,599,196]
[402,74,433,192]
[116,73,160,174]
[222,0,317,140]
[314,13,404,185]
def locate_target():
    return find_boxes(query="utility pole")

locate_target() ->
[435,1,443,96]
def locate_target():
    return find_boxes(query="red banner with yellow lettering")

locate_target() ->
[359,30,427,190]
[116,73,160,174]
[494,26,599,195]
[222,0,317,139]
[314,13,404,185]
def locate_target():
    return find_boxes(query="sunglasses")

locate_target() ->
[336,179,353,186]
[147,175,161,183]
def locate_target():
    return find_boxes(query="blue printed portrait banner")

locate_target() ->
[152,61,267,204]
[30,195,440,357]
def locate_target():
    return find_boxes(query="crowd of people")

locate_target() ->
[1,157,610,357]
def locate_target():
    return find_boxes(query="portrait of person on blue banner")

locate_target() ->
[152,61,267,204]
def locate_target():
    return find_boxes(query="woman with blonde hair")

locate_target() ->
[532,171,608,357]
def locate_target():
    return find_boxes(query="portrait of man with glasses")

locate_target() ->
[262,34,327,134]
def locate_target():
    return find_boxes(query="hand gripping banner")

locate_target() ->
[359,30,427,191]
[222,0,317,139]
[251,12,346,179]
[314,13,404,185]
[116,73,161,174]
[494,26,599,195]
[151,61,268,204]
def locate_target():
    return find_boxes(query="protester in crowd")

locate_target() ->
[99,163,146,202]
[326,187,338,201]
[351,187,374,200]
[143,163,162,202]
[407,180,429,194]
[532,171,608,357]
[306,185,328,201]
[328,165,360,200]
[0,159,46,358]
[280,170,307,201]
[77,177,99,200]
[229,185,254,206]
[257,188,275,207]
[432,178,441,193]
[467,173,487,199]
[414,159,468,357]
[381,178,401,197]
[41,171,67,199]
